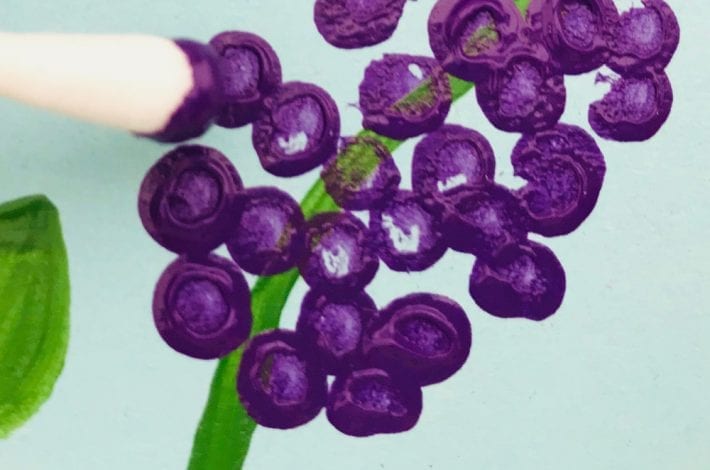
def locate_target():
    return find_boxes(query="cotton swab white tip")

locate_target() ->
[0,33,224,142]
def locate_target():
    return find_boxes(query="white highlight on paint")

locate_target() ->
[408,63,424,80]
[475,206,502,235]
[322,245,350,278]
[519,258,537,287]
[614,0,642,11]
[277,131,309,155]
[437,173,468,192]
[0,33,194,134]
[297,105,321,135]
[382,215,420,253]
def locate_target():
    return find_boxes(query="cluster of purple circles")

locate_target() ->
[138,0,678,437]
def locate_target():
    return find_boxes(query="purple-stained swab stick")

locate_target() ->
[0,33,224,142]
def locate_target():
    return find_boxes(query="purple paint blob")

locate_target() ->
[138,145,243,255]
[253,81,340,177]
[607,0,679,74]
[589,68,673,142]
[428,0,524,82]
[237,330,328,429]
[314,0,407,49]
[168,169,221,223]
[469,241,566,321]
[226,187,305,276]
[299,212,379,296]
[297,290,377,373]
[223,48,260,98]
[476,43,566,134]
[326,367,422,437]
[412,124,496,203]
[363,293,472,386]
[527,0,619,74]
[173,279,229,335]
[369,191,447,272]
[512,123,606,236]
[209,31,282,128]
[153,255,252,359]
[321,137,401,210]
[359,54,452,139]
[443,184,529,258]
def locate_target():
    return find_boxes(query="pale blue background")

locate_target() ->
[1,1,709,469]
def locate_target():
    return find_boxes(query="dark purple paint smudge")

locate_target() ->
[143,40,224,143]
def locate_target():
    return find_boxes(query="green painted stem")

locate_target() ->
[187,183,336,470]
[188,3,529,468]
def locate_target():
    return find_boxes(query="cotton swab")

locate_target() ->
[0,32,224,142]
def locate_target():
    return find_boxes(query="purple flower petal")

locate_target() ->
[297,290,378,373]
[226,187,305,275]
[253,81,340,176]
[144,40,224,143]
[314,0,407,49]
[443,184,529,258]
[607,0,679,74]
[326,367,422,436]
[428,0,524,82]
[209,31,282,128]
[237,330,328,429]
[469,240,566,321]
[527,0,619,75]
[362,293,472,386]
[370,190,447,272]
[138,145,243,255]
[153,255,252,359]
[412,124,496,203]
[475,43,566,133]
[299,212,379,295]
[588,67,673,142]
[512,123,606,236]
[359,54,452,139]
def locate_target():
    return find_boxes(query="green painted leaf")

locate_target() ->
[0,195,70,438]
[188,2,531,467]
